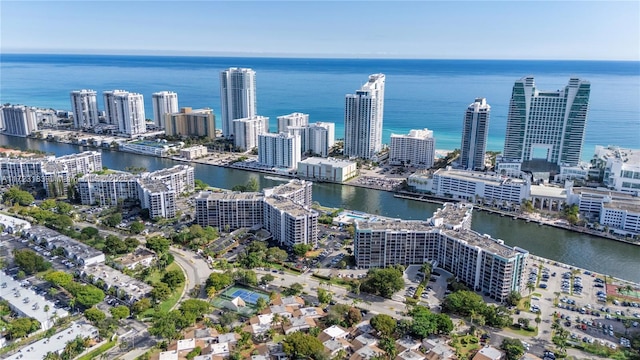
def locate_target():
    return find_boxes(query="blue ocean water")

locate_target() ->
[1,54,639,157]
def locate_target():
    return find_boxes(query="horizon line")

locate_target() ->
[2,49,639,62]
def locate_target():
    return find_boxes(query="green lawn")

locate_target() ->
[451,335,480,359]
[506,325,539,337]
[141,263,185,316]
[76,340,116,360]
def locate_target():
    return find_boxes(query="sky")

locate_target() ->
[1,1,639,60]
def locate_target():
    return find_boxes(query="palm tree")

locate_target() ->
[527,282,535,296]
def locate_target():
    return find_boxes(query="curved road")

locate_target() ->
[170,247,214,300]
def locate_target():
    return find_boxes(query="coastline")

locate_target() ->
[11,133,640,248]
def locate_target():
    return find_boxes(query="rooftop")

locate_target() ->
[434,168,528,186]
[264,196,317,218]
[79,173,137,182]
[265,179,311,197]
[594,145,640,166]
[82,263,153,298]
[117,247,156,267]
[603,201,640,212]
[299,157,357,168]
[530,184,567,198]
[4,322,97,360]
[196,190,264,201]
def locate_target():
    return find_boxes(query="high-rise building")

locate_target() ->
[277,112,309,133]
[344,74,385,160]
[152,91,178,128]
[1,105,38,137]
[220,68,257,138]
[306,122,335,157]
[460,98,490,171]
[258,132,301,170]
[389,128,436,168]
[503,77,590,167]
[112,91,146,136]
[165,107,216,139]
[233,115,268,151]
[70,90,99,128]
[103,90,127,125]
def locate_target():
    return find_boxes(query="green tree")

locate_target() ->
[3,186,34,206]
[284,282,304,296]
[282,331,325,360]
[132,298,152,315]
[55,201,73,216]
[441,290,485,317]
[360,267,405,298]
[317,288,333,305]
[194,179,209,190]
[12,249,51,275]
[501,338,525,360]
[44,270,74,287]
[506,291,522,307]
[378,337,398,359]
[235,269,258,286]
[7,317,40,339]
[110,305,131,320]
[146,236,171,254]
[67,283,105,307]
[292,244,312,257]
[206,272,234,292]
[260,274,275,285]
[80,226,99,239]
[266,247,288,263]
[84,307,106,324]
[370,314,397,337]
[162,269,186,288]
[148,311,180,340]
[103,213,122,227]
[256,297,268,311]
[151,282,172,302]
[129,222,145,234]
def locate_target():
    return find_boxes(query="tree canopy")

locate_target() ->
[370,314,397,337]
[282,331,325,360]
[3,187,34,206]
[146,235,171,254]
[84,307,106,324]
[12,249,51,275]
[501,338,525,360]
[205,271,234,293]
[360,266,405,298]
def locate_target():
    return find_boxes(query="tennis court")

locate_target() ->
[220,286,269,305]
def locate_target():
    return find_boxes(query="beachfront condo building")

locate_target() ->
[103,90,147,136]
[258,132,301,170]
[70,89,100,128]
[389,128,436,168]
[306,122,335,157]
[1,105,38,137]
[344,74,386,160]
[152,91,179,128]
[263,179,313,207]
[233,115,268,151]
[220,68,257,138]
[460,98,490,171]
[277,112,309,133]
[165,107,216,140]
[354,203,529,302]
[503,77,591,167]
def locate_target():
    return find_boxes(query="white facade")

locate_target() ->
[263,196,318,248]
[115,91,146,136]
[233,115,268,151]
[258,132,301,170]
[344,74,385,159]
[277,112,309,133]
[70,89,99,128]
[460,98,490,170]
[389,128,435,168]
[180,145,208,160]
[593,145,640,194]
[307,122,335,157]
[297,157,358,183]
[503,77,591,167]
[103,89,127,125]
[220,68,257,138]
[138,180,177,219]
[152,91,178,128]
[1,105,38,137]
[600,202,640,235]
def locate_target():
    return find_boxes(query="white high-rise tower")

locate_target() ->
[220,68,257,138]
[110,91,146,136]
[152,91,178,128]
[460,98,490,171]
[344,74,385,160]
[70,89,99,128]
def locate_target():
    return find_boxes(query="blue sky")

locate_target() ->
[1,1,639,60]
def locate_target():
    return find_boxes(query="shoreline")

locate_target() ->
[9,134,640,248]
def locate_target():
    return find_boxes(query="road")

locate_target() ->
[170,246,214,300]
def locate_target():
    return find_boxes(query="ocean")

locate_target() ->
[1,54,639,157]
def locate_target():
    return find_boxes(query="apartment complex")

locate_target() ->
[354,203,529,302]
[1,105,38,137]
[76,165,193,218]
[306,122,336,157]
[152,91,179,128]
[195,180,317,247]
[220,68,257,138]
[165,107,216,139]
[258,132,301,170]
[460,98,490,171]
[277,112,309,133]
[233,115,268,151]
[408,167,530,204]
[389,128,435,168]
[70,89,100,128]
[103,90,147,136]
[566,187,640,235]
[297,157,358,183]
[503,77,591,167]
[592,145,640,193]
[344,74,386,160]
